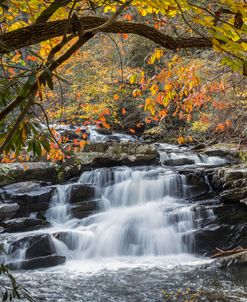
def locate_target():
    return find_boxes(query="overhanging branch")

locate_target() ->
[0,16,212,54]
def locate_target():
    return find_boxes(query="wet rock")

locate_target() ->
[220,187,247,204]
[191,144,206,151]
[192,202,247,256]
[7,255,66,270]
[222,178,247,191]
[204,144,240,161]
[83,142,111,153]
[0,181,55,216]
[53,231,80,250]
[192,224,232,255]
[71,200,98,219]
[164,158,195,166]
[69,184,96,203]
[1,218,50,233]
[9,234,55,259]
[77,142,159,168]
[240,197,247,206]
[104,142,158,166]
[211,165,247,190]
[0,162,59,186]
[0,203,19,222]
[216,251,247,268]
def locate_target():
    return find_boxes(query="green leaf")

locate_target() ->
[43,69,54,90]
[19,70,37,97]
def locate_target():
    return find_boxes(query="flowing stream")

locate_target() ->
[2,144,247,301]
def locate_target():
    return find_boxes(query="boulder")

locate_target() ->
[104,142,158,166]
[0,162,59,186]
[0,203,19,222]
[222,178,247,191]
[1,218,50,233]
[191,202,247,256]
[191,144,207,151]
[220,187,247,204]
[77,142,159,168]
[211,165,247,190]
[69,184,96,203]
[7,255,66,270]
[164,158,195,166]
[83,142,111,153]
[0,181,55,216]
[8,234,55,259]
[204,144,240,161]
[192,224,232,256]
[70,200,98,219]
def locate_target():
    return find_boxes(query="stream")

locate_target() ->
[1,141,247,301]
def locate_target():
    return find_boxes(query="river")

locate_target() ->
[2,143,247,301]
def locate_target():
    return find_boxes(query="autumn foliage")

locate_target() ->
[0,0,246,162]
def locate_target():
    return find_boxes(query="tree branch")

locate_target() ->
[0,33,94,123]
[0,16,212,55]
[35,0,72,24]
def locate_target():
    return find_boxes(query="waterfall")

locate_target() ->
[45,166,213,260]
[2,144,221,268]
[46,185,72,225]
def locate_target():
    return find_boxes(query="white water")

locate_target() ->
[87,126,136,143]
[2,144,246,302]
[158,143,228,166]
[42,165,215,262]
[49,124,136,143]
[1,148,220,267]
[46,185,71,224]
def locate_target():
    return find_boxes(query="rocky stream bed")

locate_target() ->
[1,130,247,301]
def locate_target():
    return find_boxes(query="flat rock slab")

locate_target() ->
[0,203,19,222]
[7,255,66,270]
[8,233,55,259]
[69,184,96,203]
[0,162,59,186]
[0,181,55,216]
[1,217,50,233]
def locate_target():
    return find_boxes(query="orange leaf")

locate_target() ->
[99,116,106,122]
[178,136,186,145]
[215,123,225,132]
[102,122,111,129]
[114,94,120,101]
[122,108,126,115]
[124,13,132,21]
[74,139,79,145]
[79,141,86,149]
[122,33,129,40]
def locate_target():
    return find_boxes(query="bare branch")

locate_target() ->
[0,16,212,55]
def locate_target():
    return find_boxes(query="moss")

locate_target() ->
[0,165,14,186]
[239,150,247,162]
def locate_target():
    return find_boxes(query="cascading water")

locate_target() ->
[157,143,228,166]
[46,185,71,225]
[1,144,221,268]
[3,144,245,302]
[44,165,214,260]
